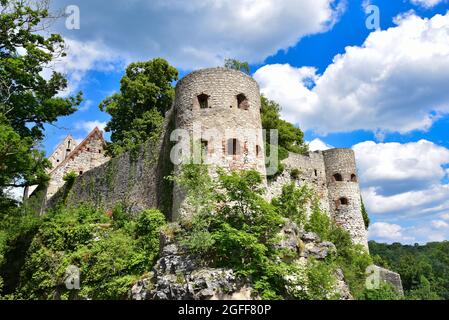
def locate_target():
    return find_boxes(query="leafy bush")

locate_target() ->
[304,200,373,298]
[272,183,312,226]
[361,283,402,300]
[290,168,301,180]
[305,201,331,240]
[175,165,374,300]
[306,259,338,300]
[15,205,166,300]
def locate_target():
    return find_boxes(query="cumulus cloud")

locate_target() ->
[75,120,107,134]
[353,140,449,194]
[254,12,449,135]
[431,220,449,228]
[41,38,124,95]
[308,138,333,151]
[368,221,449,244]
[368,222,412,243]
[410,0,446,8]
[51,0,344,70]
[353,140,449,221]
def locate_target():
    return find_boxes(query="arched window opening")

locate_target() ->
[79,171,84,175]
[351,174,357,182]
[198,93,209,109]
[314,169,318,177]
[333,173,343,182]
[256,145,261,157]
[339,197,349,205]
[227,138,241,156]
[237,94,249,110]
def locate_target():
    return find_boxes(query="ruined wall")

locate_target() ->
[46,110,175,218]
[267,149,368,249]
[46,134,109,199]
[267,151,330,214]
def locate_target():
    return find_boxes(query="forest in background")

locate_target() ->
[369,241,449,300]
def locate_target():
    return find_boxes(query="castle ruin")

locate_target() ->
[44,68,368,249]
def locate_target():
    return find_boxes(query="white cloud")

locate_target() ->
[431,220,449,229]
[353,140,449,193]
[410,0,446,8]
[254,12,449,135]
[368,222,412,243]
[353,140,449,219]
[368,220,449,244]
[441,213,449,220]
[41,38,124,95]
[78,100,94,112]
[51,0,344,70]
[75,120,107,134]
[308,138,333,151]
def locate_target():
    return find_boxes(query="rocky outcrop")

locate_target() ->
[130,220,353,300]
[276,220,352,300]
[130,229,254,300]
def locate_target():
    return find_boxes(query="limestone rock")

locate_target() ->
[302,232,320,243]
[130,239,255,300]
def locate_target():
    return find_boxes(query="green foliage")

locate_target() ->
[272,183,313,226]
[0,121,50,192]
[361,283,402,300]
[100,58,178,156]
[369,241,449,300]
[13,205,166,300]
[63,171,78,184]
[305,204,373,298]
[175,165,373,300]
[224,59,250,74]
[261,96,308,155]
[306,259,338,300]
[0,203,41,297]
[361,197,370,229]
[0,0,81,193]
[290,168,301,180]
[306,202,331,240]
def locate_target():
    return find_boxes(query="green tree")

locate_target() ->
[361,197,370,229]
[0,0,81,195]
[224,58,250,74]
[261,96,308,154]
[100,58,178,156]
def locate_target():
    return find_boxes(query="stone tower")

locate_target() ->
[172,68,266,219]
[323,149,368,248]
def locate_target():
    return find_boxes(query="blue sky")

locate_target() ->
[42,0,449,244]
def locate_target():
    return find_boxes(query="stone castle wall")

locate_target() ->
[323,149,368,247]
[44,68,368,248]
[46,110,175,218]
[267,149,368,248]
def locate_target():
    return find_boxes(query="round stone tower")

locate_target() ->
[323,149,368,249]
[172,67,266,219]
